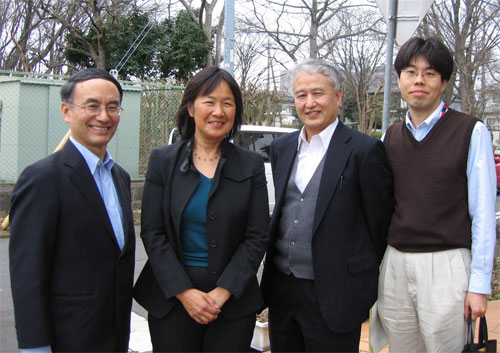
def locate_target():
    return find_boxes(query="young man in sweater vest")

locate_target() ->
[375,37,497,352]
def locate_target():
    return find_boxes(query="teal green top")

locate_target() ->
[180,173,212,267]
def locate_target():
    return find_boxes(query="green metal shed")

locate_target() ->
[0,76,141,182]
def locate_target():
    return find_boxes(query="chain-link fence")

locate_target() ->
[0,70,184,184]
[138,84,184,177]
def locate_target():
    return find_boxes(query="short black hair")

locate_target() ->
[176,67,243,141]
[60,68,123,103]
[394,37,453,82]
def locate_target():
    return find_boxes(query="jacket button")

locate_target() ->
[209,240,217,248]
[209,213,217,220]
[211,269,218,275]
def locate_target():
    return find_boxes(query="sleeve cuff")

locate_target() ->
[468,274,492,295]
[22,346,52,353]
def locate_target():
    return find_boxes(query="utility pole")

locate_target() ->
[224,0,235,76]
[377,0,435,133]
[382,0,397,135]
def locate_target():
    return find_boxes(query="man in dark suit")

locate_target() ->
[260,59,394,352]
[9,68,135,352]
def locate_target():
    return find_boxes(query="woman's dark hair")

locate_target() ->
[176,67,243,141]
[394,37,453,82]
[60,68,123,102]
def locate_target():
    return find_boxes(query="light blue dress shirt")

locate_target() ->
[21,138,126,353]
[70,137,125,250]
[21,347,52,353]
[404,102,497,294]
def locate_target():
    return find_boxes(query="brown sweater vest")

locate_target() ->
[384,109,479,252]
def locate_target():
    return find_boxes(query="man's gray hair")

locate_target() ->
[288,59,342,95]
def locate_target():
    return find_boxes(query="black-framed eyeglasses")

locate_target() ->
[69,102,124,117]
[400,69,440,80]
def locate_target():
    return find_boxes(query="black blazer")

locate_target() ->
[9,141,136,351]
[260,121,394,332]
[134,139,269,320]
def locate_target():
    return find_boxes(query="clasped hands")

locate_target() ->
[176,286,231,325]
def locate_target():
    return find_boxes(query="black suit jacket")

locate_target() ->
[134,139,269,320]
[9,141,135,352]
[261,121,393,332]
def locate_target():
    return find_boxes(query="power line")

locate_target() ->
[110,20,155,78]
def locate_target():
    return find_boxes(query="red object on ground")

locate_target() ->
[496,162,500,192]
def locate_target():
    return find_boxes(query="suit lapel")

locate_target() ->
[271,134,298,231]
[209,141,230,200]
[63,142,118,247]
[111,166,133,254]
[170,163,199,241]
[313,122,352,233]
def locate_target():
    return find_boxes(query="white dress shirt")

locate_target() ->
[295,119,338,193]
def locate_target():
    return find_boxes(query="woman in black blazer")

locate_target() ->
[134,67,269,352]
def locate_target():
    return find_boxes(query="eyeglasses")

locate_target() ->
[69,102,123,117]
[400,69,440,80]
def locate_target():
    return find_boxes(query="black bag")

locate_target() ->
[462,316,497,353]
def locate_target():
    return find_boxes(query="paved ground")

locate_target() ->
[0,236,16,352]
[130,225,151,353]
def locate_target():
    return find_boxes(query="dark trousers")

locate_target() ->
[268,270,361,352]
[148,266,255,352]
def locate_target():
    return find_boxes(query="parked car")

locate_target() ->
[168,125,298,213]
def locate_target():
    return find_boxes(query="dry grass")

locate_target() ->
[133,208,141,225]
[490,256,500,300]
[0,210,9,236]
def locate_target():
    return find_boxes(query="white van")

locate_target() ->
[168,125,298,213]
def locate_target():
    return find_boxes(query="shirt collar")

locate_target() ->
[69,136,114,174]
[297,118,339,151]
[405,101,445,131]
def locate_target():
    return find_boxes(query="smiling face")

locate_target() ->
[61,78,121,160]
[398,55,448,121]
[293,71,342,141]
[188,80,236,145]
